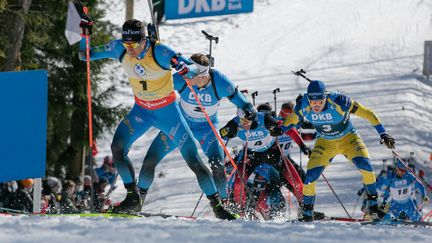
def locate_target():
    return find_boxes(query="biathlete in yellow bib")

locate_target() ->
[281,80,395,221]
[78,17,236,219]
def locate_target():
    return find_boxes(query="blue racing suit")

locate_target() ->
[378,171,426,221]
[140,69,250,199]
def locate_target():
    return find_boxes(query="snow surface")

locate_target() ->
[2,0,432,242]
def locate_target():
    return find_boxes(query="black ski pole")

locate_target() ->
[201,30,219,67]
[322,173,352,218]
[190,139,230,217]
[273,88,280,114]
[292,69,312,83]
[147,0,160,40]
[251,91,258,106]
[352,191,362,217]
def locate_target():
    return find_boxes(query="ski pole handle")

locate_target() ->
[292,69,312,82]
[201,30,219,43]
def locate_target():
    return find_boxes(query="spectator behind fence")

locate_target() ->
[0,181,17,209]
[94,177,109,211]
[7,179,33,212]
[60,180,79,213]
[41,178,59,213]
[74,176,85,210]
[95,156,117,184]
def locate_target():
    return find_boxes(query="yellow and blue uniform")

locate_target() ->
[79,37,219,196]
[282,91,387,209]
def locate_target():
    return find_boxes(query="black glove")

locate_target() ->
[357,189,363,197]
[220,126,236,140]
[269,126,283,137]
[242,103,257,121]
[80,14,93,36]
[296,94,303,104]
[300,145,312,158]
[380,133,395,149]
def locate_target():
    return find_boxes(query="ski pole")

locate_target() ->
[147,0,160,40]
[80,4,96,213]
[171,59,266,219]
[239,131,249,216]
[351,192,362,217]
[273,88,280,114]
[102,171,118,210]
[190,192,204,217]
[251,91,258,106]
[322,173,352,218]
[190,139,230,217]
[292,69,312,82]
[275,139,303,202]
[201,30,219,67]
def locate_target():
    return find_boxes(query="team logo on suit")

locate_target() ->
[134,63,146,76]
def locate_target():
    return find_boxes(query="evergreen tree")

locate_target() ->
[0,0,128,180]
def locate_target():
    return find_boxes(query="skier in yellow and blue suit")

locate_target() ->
[281,80,396,221]
[78,18,236,219]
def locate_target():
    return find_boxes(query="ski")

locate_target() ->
[138,212,197,220]
[0,206,196,220]
[360,219,432,227]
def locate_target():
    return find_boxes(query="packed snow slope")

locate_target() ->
[2,0,432,242]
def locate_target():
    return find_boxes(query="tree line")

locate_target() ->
[0,0,128,180]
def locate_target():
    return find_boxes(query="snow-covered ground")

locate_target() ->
[2,0,432,242]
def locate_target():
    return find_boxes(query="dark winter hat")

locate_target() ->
[307,80,326,100]
[122,19,146,42]
[395,160,406,170]
[99,177,109,184]
[281,102,294,111]
[257,103,272,112]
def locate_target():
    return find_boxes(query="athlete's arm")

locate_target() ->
[153,43,189,70]
[79,37,125,61]
[281,102,303,132]
[413,176,426,199]
[213,70,250,108]
[349,99,387,135]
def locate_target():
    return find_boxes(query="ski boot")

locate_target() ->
[313,211,326,220]
[365,194,386,220]
[208,193,239,220]
[112,183,143,213]
[298,204,314,222]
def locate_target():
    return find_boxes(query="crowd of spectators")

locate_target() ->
[0,156,116,214]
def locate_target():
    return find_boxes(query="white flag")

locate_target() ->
[65,1,82,45]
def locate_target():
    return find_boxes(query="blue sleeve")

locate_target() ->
[374,124,386,134]
[153,43,189,70]
[212,69,250,109]
[173,73,186,90]
[332,92,352,112]
[79,37,125,61]
[412,175,426,198]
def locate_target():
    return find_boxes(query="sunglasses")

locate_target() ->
[309,99,325,106]
[279,108,292,117]
[122,41,141,49]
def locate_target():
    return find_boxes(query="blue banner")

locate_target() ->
[0,70,48,183]
[165,0,254,20]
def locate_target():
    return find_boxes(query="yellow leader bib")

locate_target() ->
[121,44,174,102]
